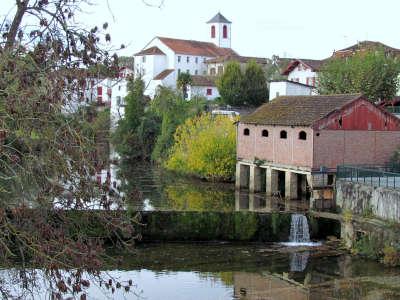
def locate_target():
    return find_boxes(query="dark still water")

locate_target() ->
[119,163,309,212]
[7,243,400,299]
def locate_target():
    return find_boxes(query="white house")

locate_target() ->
[268,58,323,99]
[134,13,271,100]
[269,80,315,100]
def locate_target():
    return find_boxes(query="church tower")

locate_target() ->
[207,12,231,48]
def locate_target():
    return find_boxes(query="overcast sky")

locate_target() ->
[3,0,400,59]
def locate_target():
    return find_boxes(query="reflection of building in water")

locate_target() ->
[290,251,310,272]
[233,272,309,300]
[235,191,309,213]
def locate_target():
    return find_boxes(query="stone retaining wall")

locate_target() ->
[336,180,400,222]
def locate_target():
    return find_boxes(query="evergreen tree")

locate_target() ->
[217,61,244,106]
[242,60,269,105]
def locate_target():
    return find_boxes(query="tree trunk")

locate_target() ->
[5,0,28,50]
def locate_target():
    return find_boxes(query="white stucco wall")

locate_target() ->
[269,81,313,100]
[287,63,317,86]
[190,86,219,100]
[209,22,231,48]
[174,54,210,77]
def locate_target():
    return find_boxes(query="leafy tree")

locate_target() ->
[318,49,400,102]
[242,60,269,105]
[112,78,160,161]
[217,60,268,106]
[165,113,237,181]
[0,1,136,298]
[177,72,192,99]
[150,87,206,162]
[217,61,244,106]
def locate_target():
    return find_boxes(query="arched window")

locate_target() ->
[262,129,269,137]
[299,131,307,140]
[223,25,228,38]
[211,25,216,38]
[243,128,250,136]
[280,130,287,139]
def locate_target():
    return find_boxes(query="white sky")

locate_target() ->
[3,0,400,59]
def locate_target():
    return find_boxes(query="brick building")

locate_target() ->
[236,94,400,204]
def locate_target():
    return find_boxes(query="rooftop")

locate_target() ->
[135,46,165,56]
[282,59,326,75]
[154,69,174,80]
[240,94,363,126]
[334,41,400,57]
[207,13,232,24]
[206,54,269,64]
[191,75,216,87]
[157,36,237,56]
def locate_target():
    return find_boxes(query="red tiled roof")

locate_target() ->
[154,69,174,80]
[206,54,268,64]
[157,36,237,56]
[334,41,400,58]
[240,94,363,126]
[135,46,166,56]
[281,59,326,75]
[191,75,216,87]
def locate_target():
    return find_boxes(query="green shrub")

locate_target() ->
[383,245,400,266]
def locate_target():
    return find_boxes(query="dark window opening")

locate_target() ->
[244,128,250,136]
[316,132,320,137]
[280,130,287,139]
[211,25,216,38]
[338,116,343,128]
[327,174,334,185]
[262,129,269,137]
[223,25,228,38]
[299,131,307,140]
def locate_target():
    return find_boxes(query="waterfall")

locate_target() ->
[289,214,310,243]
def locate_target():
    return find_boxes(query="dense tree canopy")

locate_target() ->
[318,50,400,102]
[217,60,268,106]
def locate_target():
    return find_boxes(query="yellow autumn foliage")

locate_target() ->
[165,113,237,181]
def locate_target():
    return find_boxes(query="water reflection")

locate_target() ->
[5,242,400,299]
[290,251,310,272]
[235,192,309,213]
[116,162,312,213]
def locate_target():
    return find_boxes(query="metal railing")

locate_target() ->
[337,165,400,189]
[386,106,400,114]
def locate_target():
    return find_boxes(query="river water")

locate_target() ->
[6,163,399,299]
[120,163,309,213]
[5,243,400,299]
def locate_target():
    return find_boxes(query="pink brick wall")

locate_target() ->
[313,130,400,169]
[237,123,313,167]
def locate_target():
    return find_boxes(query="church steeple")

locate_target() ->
[207,13,231,48]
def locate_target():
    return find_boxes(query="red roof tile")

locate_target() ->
[206,54,268,64]
[281,59,327,75]
[154,69,174,80]
[191,75,216,87]
[135,46,166,56]
[157,37,237,57]
[334,41,400,58]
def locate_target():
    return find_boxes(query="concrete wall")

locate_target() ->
[313,130,400,169]
[336,180,400,222]
[190,86,220,100]
[269,81,313,100]
[237,123,313,168]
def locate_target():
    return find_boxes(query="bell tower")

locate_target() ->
[207,12,231,48]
